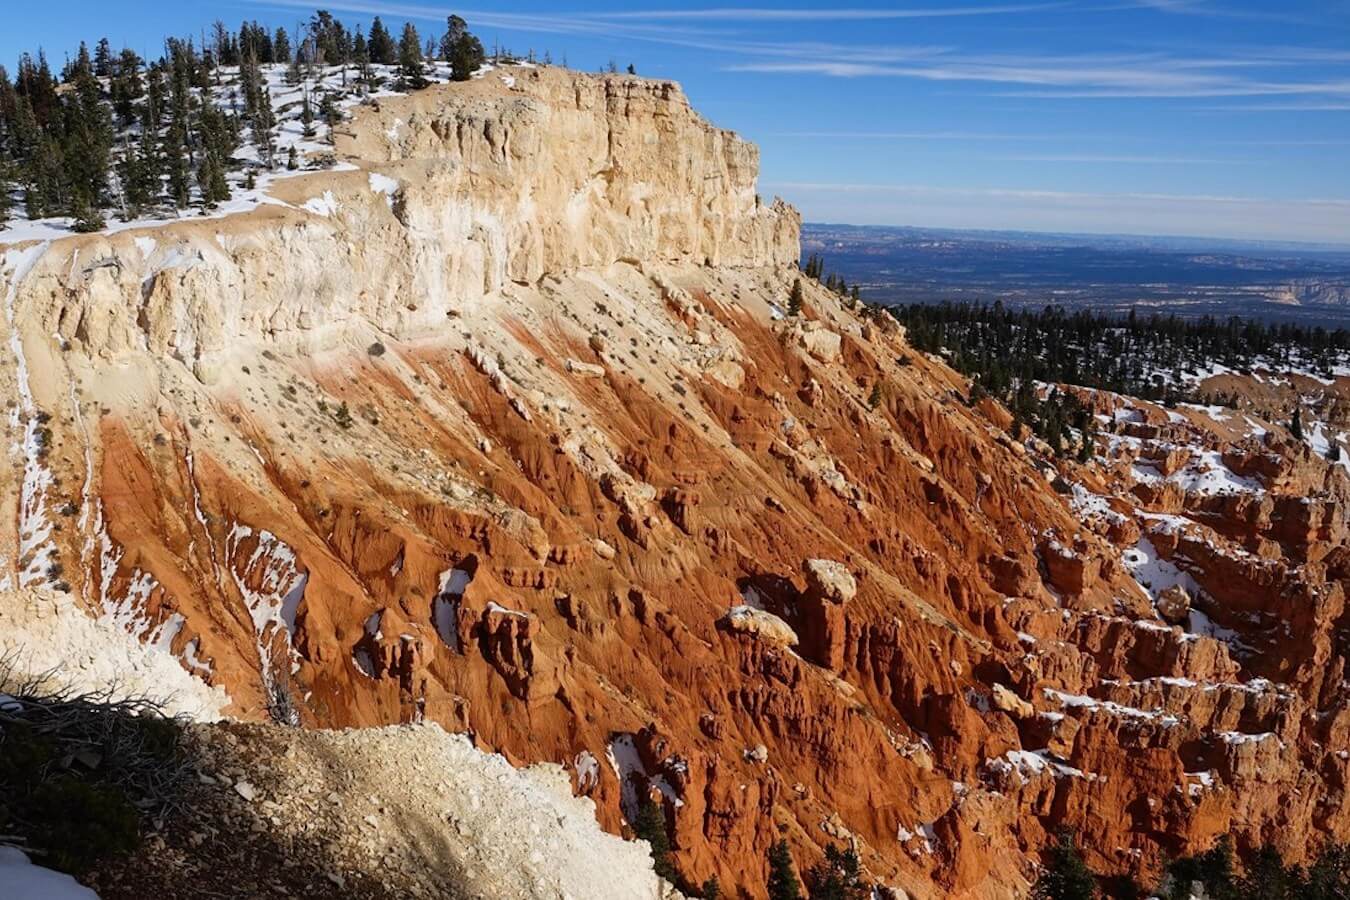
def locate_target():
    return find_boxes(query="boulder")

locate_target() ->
[1156,585,1192,625]
[720,606,799,647]
[796,322,842,363]
[802,559,857,605]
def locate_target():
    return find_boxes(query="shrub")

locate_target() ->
[0,664,188,874]
[805,844,867,900]
[1034,831,1096,900]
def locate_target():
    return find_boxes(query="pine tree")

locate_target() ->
[633,796,676,884]
[1291,406,1305,441]
[63,58,113,218]
[1033,831,1096,900]
[274,27,292,64]
[788,279,804,317]
[110,48,144,128]
[868,382,883,410]
[0,150,12,229]
[70,189,105,232]
[440,15,468,61]
[94,38,113,78]
[320,91,339,141]
[368,18,397,65]
[253,87,276,167]
[286,144,298,170]
[301,90,315,139]
[700,876,720,900]
[805,844,867,900]
[397,23,427,89]
[448,23,486,82]
[767,840,803,900]
[1077,418,1096,463]
[285,53,303,87]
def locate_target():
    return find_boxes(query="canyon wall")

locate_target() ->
[3,66,1350,898]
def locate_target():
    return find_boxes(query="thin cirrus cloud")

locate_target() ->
[596,4,1063,21]
[249,0,1348,104]
[728,54,1350,100]
[996,153,1252,164]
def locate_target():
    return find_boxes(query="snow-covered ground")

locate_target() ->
[0,60,521,246]
[0,847,98,900]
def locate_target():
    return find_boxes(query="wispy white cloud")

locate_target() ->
[599,4,1062,21]
[248,0,1350,104]
[769,130,1069,140]
[997,153,1251,164]
[769,130,1350,146]
[729,52,1350,100]
[1203,101,1350,112]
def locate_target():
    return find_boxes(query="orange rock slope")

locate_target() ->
[3,66,1350,898]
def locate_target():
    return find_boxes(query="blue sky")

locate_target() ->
[5,1,1350,243]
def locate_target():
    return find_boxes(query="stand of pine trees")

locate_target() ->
[0,9,493,233]
[1033,831,1350,900]
[892,300,1350,404]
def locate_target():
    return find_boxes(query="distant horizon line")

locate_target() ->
[800,219,1350,253]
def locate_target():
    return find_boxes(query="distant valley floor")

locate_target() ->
[804,222,1350,327]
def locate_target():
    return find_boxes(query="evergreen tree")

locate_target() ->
[285,53,303,87]
[1238,846,1303,899]
[700,875,721,900]
[805,844,867,900]
[788,279,804,317]
[274,27,292,64]
[397,23,428,89]
[1033,831,1096,900]
[768,840,803,900]
[0,148,12,229]
[70,189,105,232]
[1291,406,1305,441]
[94,38,113,78]
[1077,417,1096,463]
[63,60,114,216]
[368,17,397,65]
[440,15,468,60]
[110,48,144,128]
[448,22,486,82]
[1305,844,1350,899]
[868,382,883,410]
[286,144,298,170]
[353,29,370,78]
[319,91,339,140]
[633,796,676,884]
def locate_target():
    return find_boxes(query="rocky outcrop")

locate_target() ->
[799,558,855,670]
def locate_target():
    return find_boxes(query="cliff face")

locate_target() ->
[3,66,1350,899]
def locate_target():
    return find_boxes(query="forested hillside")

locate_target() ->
[0,10,488,237]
